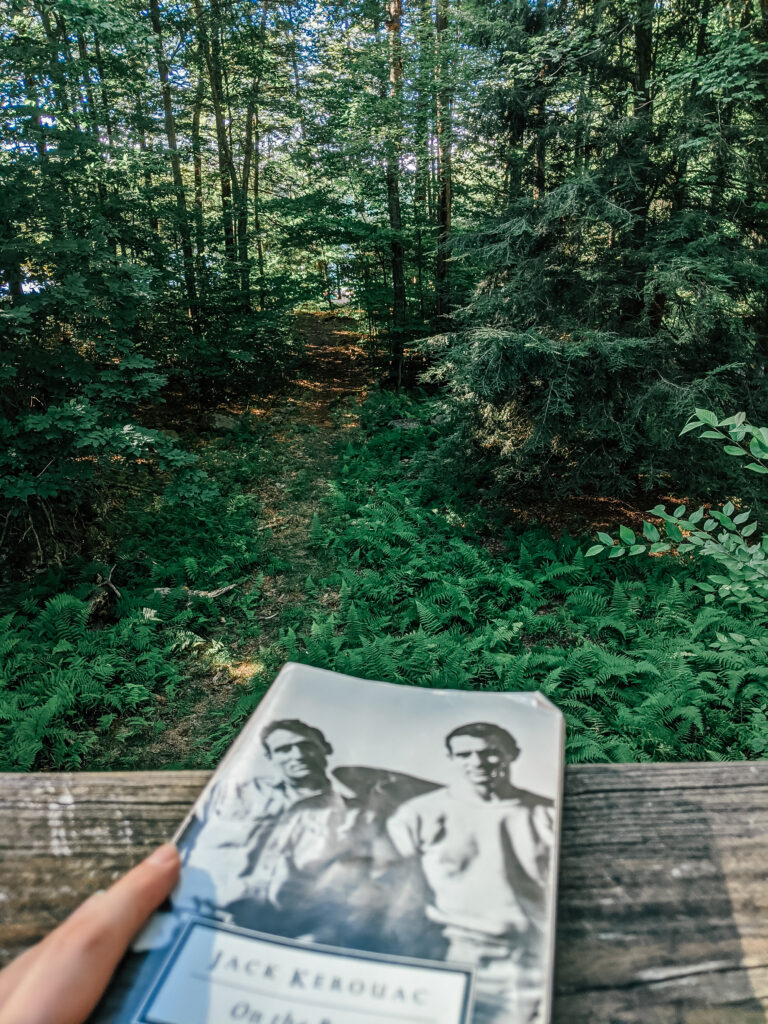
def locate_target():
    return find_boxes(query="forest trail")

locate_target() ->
[249,311,371,627]
[152,312,373,759]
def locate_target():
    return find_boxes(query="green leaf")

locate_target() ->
[733,511,750,525]
[720,413,746,427]
[742,522,758,537]
[585,545,604,557]
[694,408,718,426]
[673,505,687,518]
[649,543,671,554]
[608,546,625,558]
[666,522,684,542]
[700,430,725,439]
[643,521,661,542]
[597,532,614,547]
[723,445,746,456]
[688,507,704,524]
[704,519,717,532]
[723,501,735,516]
[629,544,646,555]
[619,525,635,544]
[679,419,703,436]
[746,463,768,474]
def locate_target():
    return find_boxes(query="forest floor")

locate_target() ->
[139,312,374,764]
[5,313,766,771]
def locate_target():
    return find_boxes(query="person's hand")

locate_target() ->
[0,843,181,1024]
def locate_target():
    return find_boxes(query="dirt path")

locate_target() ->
[149,313,373,761]
[246,312,371,637]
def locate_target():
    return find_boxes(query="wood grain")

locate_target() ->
[1,765,766,1022]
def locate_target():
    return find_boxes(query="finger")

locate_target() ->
[0,843,180,1024]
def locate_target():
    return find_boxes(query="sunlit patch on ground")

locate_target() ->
[229,660,264,682]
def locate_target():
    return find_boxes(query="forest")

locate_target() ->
[1,0,767,770]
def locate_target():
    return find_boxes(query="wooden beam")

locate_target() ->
[1,765,767,1021]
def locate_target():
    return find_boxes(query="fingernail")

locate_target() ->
[147,843,180,867]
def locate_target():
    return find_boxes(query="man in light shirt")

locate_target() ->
[387,722,554,1024]
[173,718,337,912]
[230,729,439,951]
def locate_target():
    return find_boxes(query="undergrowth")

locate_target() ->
[0,421,277,770]
[256,392,768,762]
[3,389,768,769]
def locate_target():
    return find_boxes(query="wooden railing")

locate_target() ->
[1,764,767,1022]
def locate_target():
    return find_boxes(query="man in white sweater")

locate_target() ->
[387,722,554,1024]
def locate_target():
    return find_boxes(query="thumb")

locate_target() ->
[0,844,181,1024]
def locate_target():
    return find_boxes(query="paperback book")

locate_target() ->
[92,663,564,1024]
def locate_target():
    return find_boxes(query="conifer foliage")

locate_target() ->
[426,0,768,496]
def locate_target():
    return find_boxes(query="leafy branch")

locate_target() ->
[586,410,768,607]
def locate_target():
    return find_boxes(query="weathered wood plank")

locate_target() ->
[1,765,766,1022]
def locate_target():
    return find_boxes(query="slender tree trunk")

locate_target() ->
[191,80,206,285]
[286,22,306,140]
[235,0,269,309]
[384,0,407,384]
[434,0,453,323]
[414,172,426,320]
[92,30,115,149]
[414,0,434,320]
[35,3,71,115]
[529,0,548,202]
[149,0,200,333]
[193,0,242,281]
[75,32,98,121]
[75,29,115,252]
[619,0,654,327]
[253,108,266,311]
[136,100,160,237]
[239,100,254,305]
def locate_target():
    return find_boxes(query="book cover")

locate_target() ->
[91,662,564,1024]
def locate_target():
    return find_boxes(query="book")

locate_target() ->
[92,662,565,1024]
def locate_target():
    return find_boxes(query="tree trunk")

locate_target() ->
[191,79,206,290]
[34,2,71,115]
[414,0,434,320]
[92,30,115,149]
[253,108,266,311]
[384,0,407,383]
[239,100,254,305]
[148,0,200,333]
[193,0,242,286]
[75,28,111,237]
[434,0,453,323]
[136,99,160,238]
[620,0,654,327]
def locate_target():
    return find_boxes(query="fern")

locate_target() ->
[7,388,768,770]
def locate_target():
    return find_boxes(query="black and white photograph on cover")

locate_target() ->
[167,665,562,1024]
